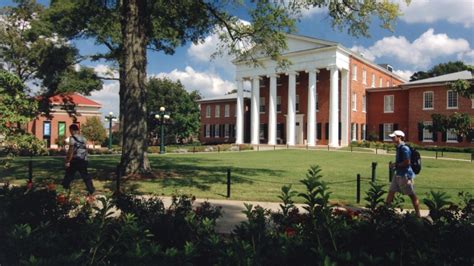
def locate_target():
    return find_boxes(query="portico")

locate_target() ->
[234,35,350,147]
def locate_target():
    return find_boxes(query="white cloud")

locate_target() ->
[393,69,413,81]
[457,50,474,65]
[89,81,120,119]
[350,29,472,68]
[93,64,119,79]
[153,66,236,98]
[398,0,474,28]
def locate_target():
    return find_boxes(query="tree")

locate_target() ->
[426,113,472,141]
[0,0,103,113]
[0,70,46,161]
[81,116,107,147]
[410,61,474,81]
[45,0,408,175]
[147,78,201,144]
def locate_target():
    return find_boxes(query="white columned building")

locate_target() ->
[232,34,397,148]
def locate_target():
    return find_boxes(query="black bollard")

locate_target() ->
[435,150,438,159]
[226,169,231,198]
[388,161,393,182]
[356,174,361,203]
[28,158,33,182]
[371,162,377,182]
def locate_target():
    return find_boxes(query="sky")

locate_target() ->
[2,0,474,118]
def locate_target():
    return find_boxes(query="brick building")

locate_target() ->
[367,71,474,147]
[27,93,102,148]
[199,34,404,146]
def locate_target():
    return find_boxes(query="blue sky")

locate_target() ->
[2,0,474,118]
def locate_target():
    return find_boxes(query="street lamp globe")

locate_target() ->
[164,114,170,120]
[155,114,160,119]
[109,111,114,116]
[160,106,165,112]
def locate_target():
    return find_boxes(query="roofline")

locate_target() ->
[400,78,474,88]
[366,86,405,93]
[197,97,250,103]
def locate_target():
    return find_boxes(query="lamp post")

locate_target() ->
[155,106,170,154]
[105,111,117,149]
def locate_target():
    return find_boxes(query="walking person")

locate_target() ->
[385,130,420,217]
[62,124,95,200]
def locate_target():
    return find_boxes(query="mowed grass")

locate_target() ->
[2,149,473,208]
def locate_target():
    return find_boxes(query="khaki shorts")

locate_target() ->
[389,175,415,195]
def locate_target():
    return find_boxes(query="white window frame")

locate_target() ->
[384,95,394,113]
[352,64,357,81]
[423,91,434,110]
[277,96,282,113]
[224,124,230,138]
[205,124,210,138]
[362,124,366,140]
[362,69,367,85]
[447,90,458,109]
[383,123,393,141]
[214,124,220,138]
[423,121,433,142]
[351,93,357,111]
[224,104,230,117]
[362,94,366,112]
[296,94,300,112]
[351,123,357,141]
[379,77,383,87]
[215,105,220,118]
[260,97,265,113]
[446,128,458,143]
[371,73,375,88]
[206,106,211,118]
[386,81,390,87]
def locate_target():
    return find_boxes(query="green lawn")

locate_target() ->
[2,150,473,208]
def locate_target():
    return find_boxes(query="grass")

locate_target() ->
[2,149,473,208]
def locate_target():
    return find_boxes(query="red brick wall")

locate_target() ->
[408,84,474,147]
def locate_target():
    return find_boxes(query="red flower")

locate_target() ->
[285,227,296,237]
[57,194,67,204]
[47,183,56,191]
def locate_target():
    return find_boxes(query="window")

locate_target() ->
[58,122,66,137]
[276,96,281,112]
[224,104,230,117]
[206,106,211,118]
[277,76,283,87]
[205,124,210,138]
[379,77,383,87]
[224,124,230,138]
[384,95,394,113]
[352,65,357,80]
[316,93,319,111]
[351,93,357,111]
[351,123,357,141]
[371,73,375,88]
[447,90,458,109]
[259,124,265,139]
[383,123,393,141]
[296,95,300,112]
[362,69,367,85]
[214,124,220,138]
[260,97,265,113]
[423,121,433,142]
[386,81,390,87]
[423,91,434,110]
[362,95,366,112]
[446,129,458,142]
[362,124,366,140]
[215,105,220,117]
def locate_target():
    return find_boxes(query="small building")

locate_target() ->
[27,93,102,149]
[367,71,474,147]
[198,92,251,144]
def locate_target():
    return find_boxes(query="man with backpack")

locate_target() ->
[385,130,421,217]
[62,124,95,199]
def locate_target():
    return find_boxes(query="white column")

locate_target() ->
[328,66,339,147]
[286,72,296,145]
[268,74,277,145]
[307,70,318,146]
[340,69,350,146]
[235,78,244,144]
[250,76,260,145]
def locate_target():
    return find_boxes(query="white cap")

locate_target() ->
[389,130,405,138]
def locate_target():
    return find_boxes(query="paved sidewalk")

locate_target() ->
[158,196,429,234]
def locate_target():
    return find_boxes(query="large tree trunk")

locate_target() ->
[119,0,150,175]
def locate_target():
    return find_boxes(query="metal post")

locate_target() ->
[356,174,361,203]
[160,119,165,154]
[389,161,393,182]
[371,162,377,182]
[327,145,330,151]
[435,150,438,159]
[28,157,33,182]
[441,150,444,157]
[227,168,231,198]
[218,146,220,153]
[375,147,378,154]
[350,144,353,152]
[108,118,113,149]
[471,152,473,163]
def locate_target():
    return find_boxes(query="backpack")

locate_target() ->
[406,145,421,174]
[71,135,88,161]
